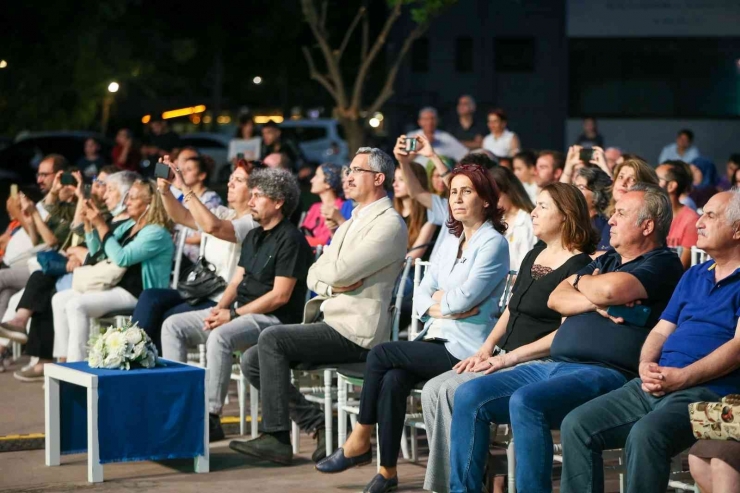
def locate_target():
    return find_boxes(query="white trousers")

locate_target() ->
[52,288,138,362]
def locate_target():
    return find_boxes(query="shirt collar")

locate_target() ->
[351,197,385,221]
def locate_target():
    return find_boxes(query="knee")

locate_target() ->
[508,387,536,416]
[421,380,440,410]
[257,324,281,350]
[206,328,229,352]
[625,420,661,453]
[453,380,486,415]
[560,408,590,446]
[161,317,179,341]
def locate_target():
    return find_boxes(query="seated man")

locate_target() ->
[230,147,408,465]
[560,190,740,493]
[161,168,312,441]
[448,183,684,493]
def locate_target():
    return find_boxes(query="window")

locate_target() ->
[494,37,536,73]
[455,37,474,73]
[411,38,430,73]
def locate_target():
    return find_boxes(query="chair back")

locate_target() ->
[170,229,188,288]
[691,246,710,266]
[305,244,324,303]
[669,245,684,258]
[389,257,413,341]
[409,260,431,340]
[497,270,518,316]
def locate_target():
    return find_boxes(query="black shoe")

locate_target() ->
[315,446,372,473]
[229,434,293,466]
[363,474,398,493]
[209,414,225,442]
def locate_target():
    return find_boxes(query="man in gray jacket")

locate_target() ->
[231,147,408,465]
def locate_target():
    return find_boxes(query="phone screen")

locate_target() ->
[154,162,171,180]
[10,184,18,198]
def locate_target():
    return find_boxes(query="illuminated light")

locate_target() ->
[190,115,201,124]
[253,76,262,84]
[0,60,7,69]
[141,114,151,124]
[374,112,384,122]
[203,115,213,124]
[216,115,232,124]
[369,117,380,128]
[254,115,285,124]
[108,82,120,93]
[161,104,207,120]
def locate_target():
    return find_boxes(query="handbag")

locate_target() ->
[177,256,227,305]
[36,251,69,278]
[72,260,127,293]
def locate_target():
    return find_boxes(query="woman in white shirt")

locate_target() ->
[482,109,521,158]
[489,166,536,271]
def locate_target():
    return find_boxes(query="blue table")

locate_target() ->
[44,360,209,482]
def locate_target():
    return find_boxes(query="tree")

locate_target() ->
[300,0,457,153]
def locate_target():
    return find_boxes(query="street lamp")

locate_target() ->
[101,81,119,135]
[0,60,7,69]
[253,76,262,85]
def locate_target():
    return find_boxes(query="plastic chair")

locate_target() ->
[691,246,710,266]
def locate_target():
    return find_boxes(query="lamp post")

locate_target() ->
[101,82,119,136]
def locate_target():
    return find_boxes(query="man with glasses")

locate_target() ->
[230,147,408,466]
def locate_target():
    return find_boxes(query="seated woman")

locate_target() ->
[315,164,510,493]
[132,160,256,351]
[606,157,658,217]
[574,166,613,252]
[51,179,174,363]
[393,162,438,261]
[690,440,740,493]
[301,163,344,247]
[420,183,596,493]
[489,166,536,271]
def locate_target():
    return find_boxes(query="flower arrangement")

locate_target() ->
[87,323,159,370]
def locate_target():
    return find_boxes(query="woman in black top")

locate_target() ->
[421,182,598,493]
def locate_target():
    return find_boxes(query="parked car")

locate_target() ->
[179,132,231,184]
[279,119,349,166]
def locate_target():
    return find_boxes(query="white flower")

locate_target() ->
[142,351,156,369]
[103,353,123,369]
[104,331,126,354]
[133,341,147,359]
[88,351,101,368]
[124,328,143,345]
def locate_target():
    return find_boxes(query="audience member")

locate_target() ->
[513,150,539,202]
[718,153,740,191]
[141,117,181,173]
[407,107,467,162]
[604,147,622,172]
[230,147,407,465]
[235,113,256,140]
[316,164,510,493]
[534,150,566,189]
[562,145,612,184]
[421,183,596,493]
[733,167,740,190]
[560,190,740,493]
[263,152,292,170]
[657,160,699,269]
[574,167,613,252]
[690,157,720,209]
[393,162,437,261]
[498,157,513,170]
[112,128,141,172]
[302,163,344,247]
[92,166,119,203]
[448,184,683,492]
[482,108,520,158]
[76,137,106,179]
[606,157,658,216]
[134,160,257,350]
[448,95,486,150]
[162,168,310,442]
[321,168,354,235]
[489,166,536,271]
[575,117,604,148]
[658,128,700,165]
[260,121,305,170]
[49,179,174,363]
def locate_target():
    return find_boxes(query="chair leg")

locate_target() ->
[324,369,334,458]
[400,426,410,460]
[238,375,246,436]
[376,423,381,473]
[507,439,516,493]
[249,384,259,438]
[410,426,418,463]
[337,375,348,447]
[11,341,20,361]
[290,371,299,453]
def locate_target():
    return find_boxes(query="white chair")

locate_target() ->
[691,246,710,266]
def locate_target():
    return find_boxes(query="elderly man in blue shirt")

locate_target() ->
[560,190,740,493]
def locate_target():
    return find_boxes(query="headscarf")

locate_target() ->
[691,157,718,188]
[320,163,344,198]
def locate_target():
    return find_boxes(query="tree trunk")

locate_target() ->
[340,116,365,156]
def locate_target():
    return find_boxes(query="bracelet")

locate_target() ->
[183,191,195,203]
[157,187,170,195]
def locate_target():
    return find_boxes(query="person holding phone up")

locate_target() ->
[447,183,684,493]
[561,144,613,185]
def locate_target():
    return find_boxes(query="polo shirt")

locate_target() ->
[448,119,487,144]
[550,247,684,376]
[236,218,312,324]
[659,261,740,396]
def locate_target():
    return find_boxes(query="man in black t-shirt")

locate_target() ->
[447,95,487,150]
[141,117,181,176]
[161,168,311,442]
[446,183,684,493]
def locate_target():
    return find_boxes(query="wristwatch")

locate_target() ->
[573,273,584,292]
[229,306,239,321]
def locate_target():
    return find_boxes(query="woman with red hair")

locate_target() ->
[316,164,510,493]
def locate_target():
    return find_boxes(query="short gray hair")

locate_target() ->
[630,182,672,244]
[725,188,740,226]
[248,168,300,217]
[106,171,140,199]
[459,95,476,110]
[356,147,395,191]
[418,106,438,119]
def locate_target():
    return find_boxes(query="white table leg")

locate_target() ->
[195,368,210,473]
[45,375,60,466]
[87,386,103,483]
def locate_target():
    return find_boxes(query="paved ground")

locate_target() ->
[0,356,623,492]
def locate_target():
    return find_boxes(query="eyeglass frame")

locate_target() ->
[343,166,381,177]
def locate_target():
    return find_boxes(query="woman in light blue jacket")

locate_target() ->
[316,164,509,493]
[52,179,174,362]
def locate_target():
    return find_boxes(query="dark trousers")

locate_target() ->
[243,322,368,434]
[560,378,720,493]
[358,340,460,467]
[21,271,58,360]
[131,288,216,352]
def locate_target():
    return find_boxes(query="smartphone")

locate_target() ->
[606,304,651,327]
[60,172,77,186]
[405,137,418,153]
[83,184,92,200]
[424,337,449,343]
[579,148,594,163]
[154,161,172,180]
[10,184,18,199]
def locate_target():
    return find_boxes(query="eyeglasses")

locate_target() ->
[343,166,380,177]
[93,176,106,186]
[36,172,54,179]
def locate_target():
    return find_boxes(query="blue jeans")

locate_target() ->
[449,361,627,493]
[132,288,216,352]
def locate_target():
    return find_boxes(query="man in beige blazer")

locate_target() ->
[232,147,408,465]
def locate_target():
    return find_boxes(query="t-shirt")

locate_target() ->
[550,247,684,376]
[659,261,740,396]
[448,119,487,145]
[667,206,699,250]
[575,133,604,149]
[76,156,106,179]
[592,215,611,251]
[236,218,312,324]
[204,206,257,244]
[483,130,518,158]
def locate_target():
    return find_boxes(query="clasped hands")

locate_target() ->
[639,361,687,397]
